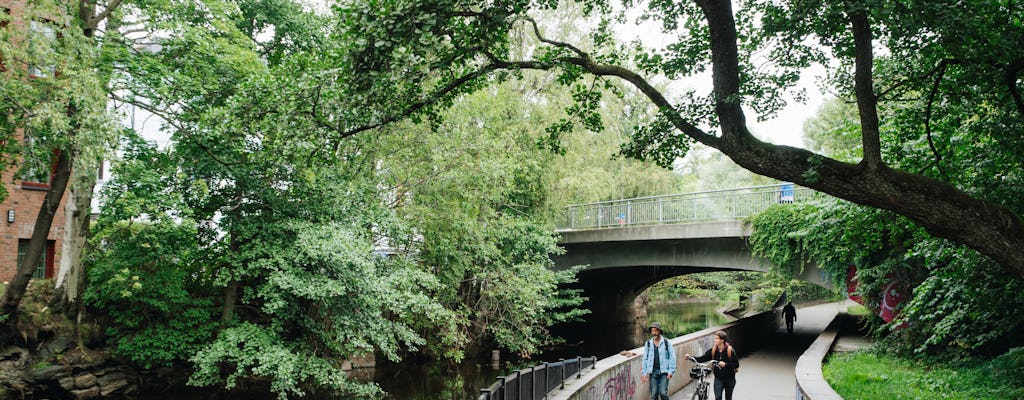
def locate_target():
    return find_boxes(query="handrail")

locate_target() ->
[477,356,598,400]
[558,183,822,230]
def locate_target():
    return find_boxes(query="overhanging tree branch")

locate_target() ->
[877,58,962,101]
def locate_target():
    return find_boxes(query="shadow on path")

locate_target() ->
[671,302,852,400]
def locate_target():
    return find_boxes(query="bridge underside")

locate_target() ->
[552,226,831,348]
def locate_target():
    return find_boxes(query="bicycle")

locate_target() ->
[686,356,716,400]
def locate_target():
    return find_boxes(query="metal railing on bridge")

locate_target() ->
[559,183,820,230]
[478,356,598,400]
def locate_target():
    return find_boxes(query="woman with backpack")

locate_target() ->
[686,331,740,400]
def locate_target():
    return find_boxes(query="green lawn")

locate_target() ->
[823,350,1024,400]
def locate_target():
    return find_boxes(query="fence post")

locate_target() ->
[626,200,632,225]
[658,199,664,223]
[480,388,491,400]
[530,365,537,400]
[513,370,521,400]
[498,376,506,400]
[559,359,566,389]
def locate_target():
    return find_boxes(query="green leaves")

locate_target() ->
[84,219,217,369]
[189,323,380,399]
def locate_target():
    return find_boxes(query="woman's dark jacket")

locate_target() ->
[694,345,739,380]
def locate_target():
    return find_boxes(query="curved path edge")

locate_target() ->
[795,312,854,400]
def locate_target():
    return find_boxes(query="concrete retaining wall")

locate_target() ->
[547,308,781,400]
[794,313,851,400]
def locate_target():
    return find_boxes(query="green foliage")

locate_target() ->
[474,218,588,357]
[189,323,380,399]
[824,349,1024,400]
[647,271,830,312]
[802,98,862,163]
[892,245,1024,356]
[84,220,218,368]
[749,199,1024,357]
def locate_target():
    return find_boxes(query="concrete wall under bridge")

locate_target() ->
[546,301,783,400]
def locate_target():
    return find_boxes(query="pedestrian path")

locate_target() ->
[671,301,856,400]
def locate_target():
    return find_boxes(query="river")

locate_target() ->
[372,300,734,400]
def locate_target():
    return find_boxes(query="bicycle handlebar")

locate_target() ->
[687,356,719,369]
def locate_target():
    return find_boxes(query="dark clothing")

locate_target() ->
[783,304,797,321]
[653,343,660,370]
[713,375,737,400]
[694,345,739,380]
[696,344,739,400]
[783,304,797,334]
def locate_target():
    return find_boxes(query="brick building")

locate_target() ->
[1,0,68,283]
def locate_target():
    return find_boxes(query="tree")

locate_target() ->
[0,0,120,326]
[749,62,1024,356]
[365,79,590,357]
[330,0,1024,282]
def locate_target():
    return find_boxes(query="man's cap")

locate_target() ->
[649,322,662,332]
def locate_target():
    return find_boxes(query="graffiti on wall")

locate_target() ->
[573,364,637,400]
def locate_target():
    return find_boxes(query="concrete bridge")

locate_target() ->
[550,185,831,343]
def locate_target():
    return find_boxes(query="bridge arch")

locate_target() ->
[552,220,831,348]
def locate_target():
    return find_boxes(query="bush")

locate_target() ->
[83,220,218,368]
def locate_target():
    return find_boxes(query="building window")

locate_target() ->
[19,130,54,188]
[28,19,57,78]
[17,239,55,279]
[1,7,10,72]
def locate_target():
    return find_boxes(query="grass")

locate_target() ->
[846,304,871,317]
[823,349,1024,400]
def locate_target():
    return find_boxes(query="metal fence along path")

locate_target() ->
[559,183,820,230]
[478,357,598,400]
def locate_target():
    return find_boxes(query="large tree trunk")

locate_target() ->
[50,174,96,315]
[0,150,72,322]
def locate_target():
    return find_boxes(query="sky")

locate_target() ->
[612,9,827,149]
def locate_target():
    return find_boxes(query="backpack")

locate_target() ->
[712,345,738,374]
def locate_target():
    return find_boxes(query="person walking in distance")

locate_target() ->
[641,322,676,400]
[686,331,739,400]
[783,301,797,334]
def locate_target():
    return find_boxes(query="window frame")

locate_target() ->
[17,239,56,280]
[19,129,56,190]
[0,7,10,73]
[27,18,58,79]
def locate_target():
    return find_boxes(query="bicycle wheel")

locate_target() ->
[691,381,708,400]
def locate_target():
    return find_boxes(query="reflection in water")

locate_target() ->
[373,358,506,400]
[643,301,734,345]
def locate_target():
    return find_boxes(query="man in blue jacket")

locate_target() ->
[641,322,675,400]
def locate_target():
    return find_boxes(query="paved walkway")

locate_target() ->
[671,301,857,400]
